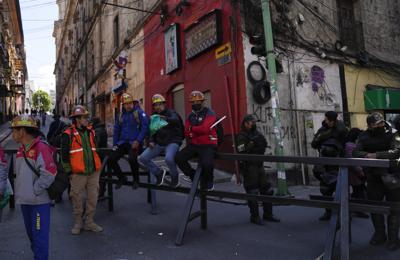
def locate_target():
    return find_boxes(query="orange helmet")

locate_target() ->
[121,93,138,105]
[10,115,38,129]
[70,105,89,118]
[152,94,166,104]
[189,90,205,102]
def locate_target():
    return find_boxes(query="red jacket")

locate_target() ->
[185,107,218,146]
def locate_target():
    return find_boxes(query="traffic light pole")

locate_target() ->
[261,0,289,196]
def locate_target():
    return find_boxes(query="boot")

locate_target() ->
[319,209,332,221]
[84,221,104,232]
[262,203,280,222]
[370,214,387,245]
[71,216,83,235]
[386,215,400,251]
[247,189,263,226]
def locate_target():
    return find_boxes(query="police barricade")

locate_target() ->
[3,148,400,260]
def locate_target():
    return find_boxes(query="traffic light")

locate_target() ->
[249,35,266,57]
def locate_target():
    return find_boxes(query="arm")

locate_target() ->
[113,118,121,146]
[311,128,332,149]
[136,111,149,143]
[165,110,181,125]
[60,133,72,173]
[191,114,217,135]
[376,134,400,159]
[33,145,57,196]
[352,139,368,158]
[236,134,252,154]
[0,147,8,195]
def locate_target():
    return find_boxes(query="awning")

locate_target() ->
[112,81,127,94]
[364,85,400,110]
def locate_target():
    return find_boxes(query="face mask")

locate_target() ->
[371,127,385,135]
[251,124,257,131]
[192,104,202,112]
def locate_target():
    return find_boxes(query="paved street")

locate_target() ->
[0,115,399,259]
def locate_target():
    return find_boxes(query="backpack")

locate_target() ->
[23,142,69,201]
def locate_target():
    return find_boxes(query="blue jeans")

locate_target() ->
[21,203,51,260]
[139,143,180,178]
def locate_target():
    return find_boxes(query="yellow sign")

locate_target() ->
[215,43,232,59]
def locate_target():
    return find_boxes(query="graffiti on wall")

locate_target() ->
[251,104,296,140]
[296,64,337,105]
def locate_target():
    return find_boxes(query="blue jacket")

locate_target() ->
[113,108,149,146]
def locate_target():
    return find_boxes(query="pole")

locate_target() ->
[261,0,289,195]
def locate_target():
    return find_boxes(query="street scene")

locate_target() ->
[1,0,400,260]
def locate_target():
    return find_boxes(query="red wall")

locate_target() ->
[144,0,247,142]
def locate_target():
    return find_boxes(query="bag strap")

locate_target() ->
[23,151,40,178]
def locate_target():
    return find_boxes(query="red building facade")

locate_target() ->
[144,0,247,157]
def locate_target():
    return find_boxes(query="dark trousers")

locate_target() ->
[367,181,400,239]
[242,164,274,217]
[175,144,216,185]
[108,143,140,183]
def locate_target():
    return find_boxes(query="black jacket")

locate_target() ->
[93,123,108,149]
[353,128,400,182]
[47,119,66,141]
[151,108,184,146]
[236,128,267,167]
[311,120,348,152]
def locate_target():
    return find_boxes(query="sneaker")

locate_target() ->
[170,176,180,188]
[206,181,214,191]
[155,169,167,186]
[71,222,82,235]
[84,222,104,232]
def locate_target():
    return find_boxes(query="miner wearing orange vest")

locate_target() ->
[60,105,103,235]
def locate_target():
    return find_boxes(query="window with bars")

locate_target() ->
[336,0,364,51]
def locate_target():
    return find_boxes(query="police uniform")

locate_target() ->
[236,115,279,224]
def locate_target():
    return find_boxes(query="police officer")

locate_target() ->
[353,112,400,251]
[236,115,280,225]
[311,111,348,221]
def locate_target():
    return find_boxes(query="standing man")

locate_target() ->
[353,112,400,251]
[47,114,67,147]
[110,93,149,189]
[175,90,218,191]
[236,115,280,225]
[139,94,184,188]
[61,105,103,235]
[311,111,348,221]
[10,115,56,260]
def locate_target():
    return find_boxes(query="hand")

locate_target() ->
[149,142,155,148]
[366,153,377,159]
[132,141,139,150]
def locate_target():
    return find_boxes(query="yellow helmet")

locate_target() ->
[189,90,205,102]
[10,115,38,129]
[152,94,166,104]
[121,93,136,105]
[70,105,89,118]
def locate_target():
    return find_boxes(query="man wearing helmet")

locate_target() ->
[60,105,103,235]
[109,93,149,189]
[138,94,184,188]
[10,115,56,259]
[175,90,218,191]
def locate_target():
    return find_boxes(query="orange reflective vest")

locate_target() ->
[64,126,101,174]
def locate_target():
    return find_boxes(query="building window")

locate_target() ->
[113,15,119,49]
[336,0,364,51]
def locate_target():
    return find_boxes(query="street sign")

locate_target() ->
[215,43,232,59]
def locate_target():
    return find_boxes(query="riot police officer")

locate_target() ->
[353,112,400,251]
[236,115,280,225]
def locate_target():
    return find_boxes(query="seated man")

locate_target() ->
[175,90,218,191]
[139,94,184,188]
[109,93,149,189]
